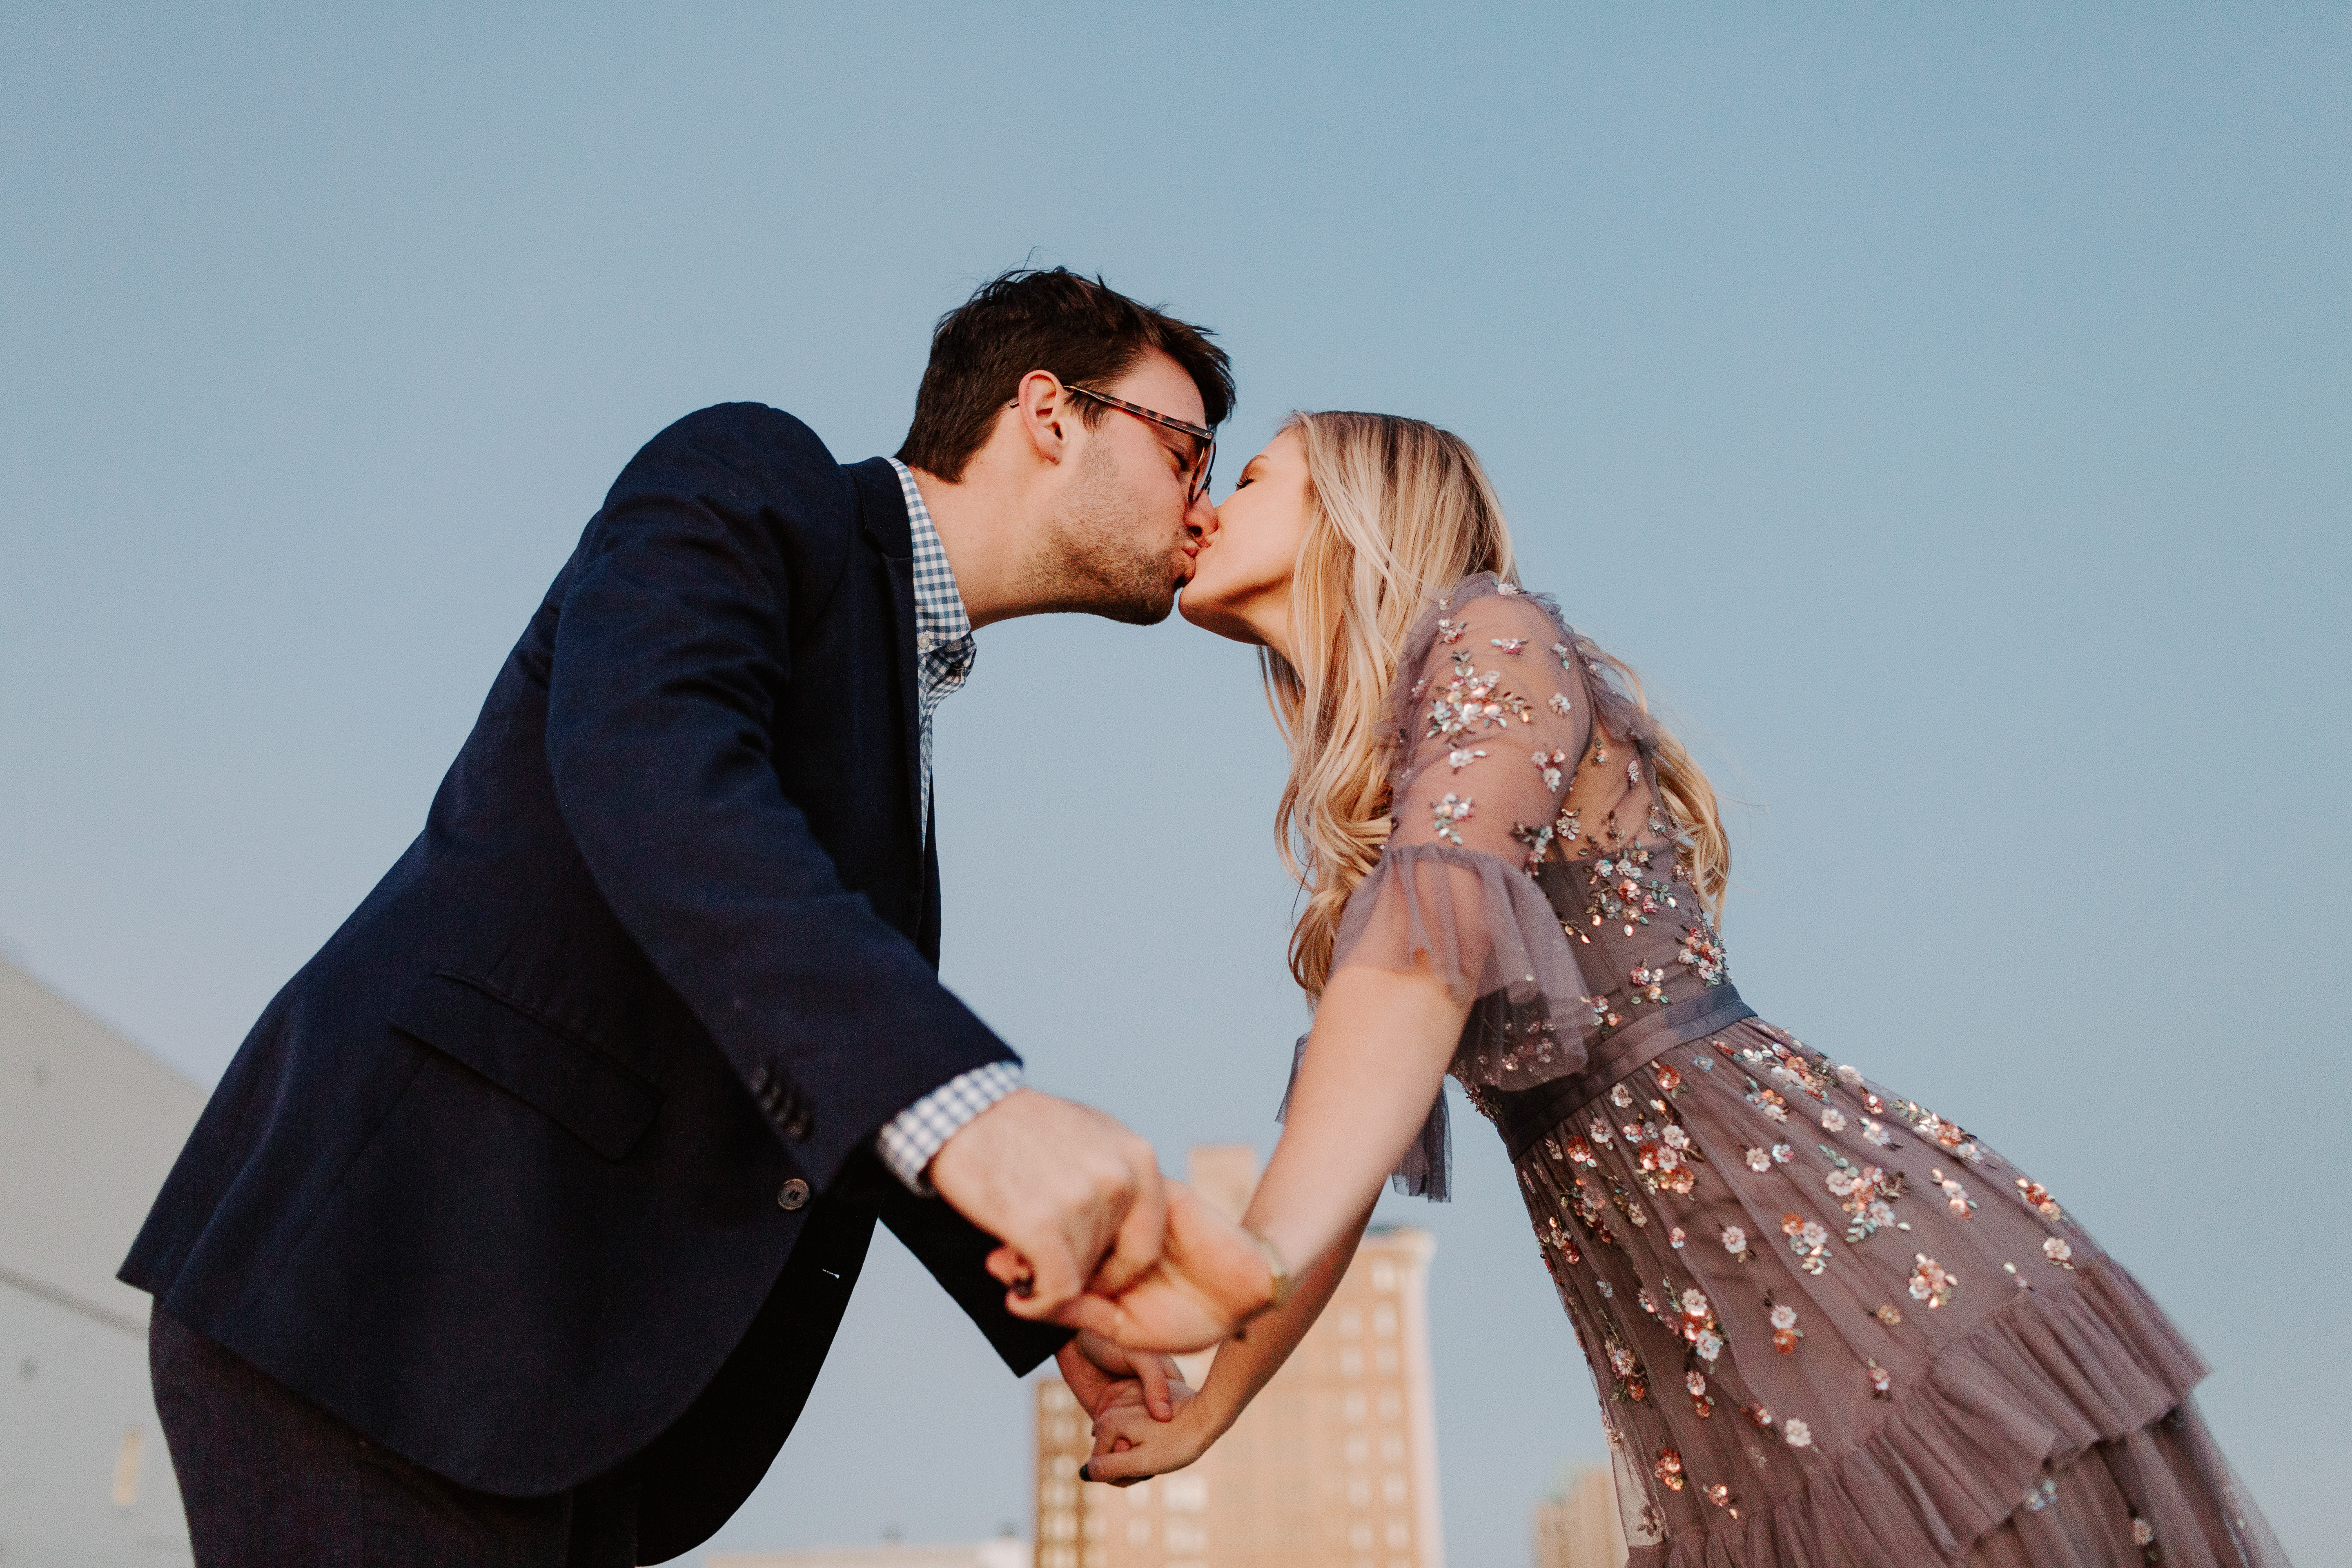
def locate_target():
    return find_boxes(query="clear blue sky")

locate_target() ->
[4,5,2346,1563]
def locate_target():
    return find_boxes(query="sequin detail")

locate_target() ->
[1909,1253,1958,1307]
[1426,650,1534,742]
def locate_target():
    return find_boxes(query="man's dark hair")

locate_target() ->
[897,267,1235,482]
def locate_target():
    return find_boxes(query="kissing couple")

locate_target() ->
[125,268,2285,1568]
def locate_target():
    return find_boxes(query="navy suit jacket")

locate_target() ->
[122,404,1067,1559]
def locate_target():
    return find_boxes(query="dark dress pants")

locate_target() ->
[150,1309,639,1567]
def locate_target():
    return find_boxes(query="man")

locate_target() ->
[122,268,1264,1565]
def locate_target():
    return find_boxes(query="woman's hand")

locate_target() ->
[1082,1379,1219,1486]
[1056,1331,1184,1422]
[1053,1181,1274,1352]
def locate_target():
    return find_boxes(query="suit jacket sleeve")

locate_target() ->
[544,405,1012,1190]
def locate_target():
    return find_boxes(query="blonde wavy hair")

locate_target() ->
[1264,411,1730,997]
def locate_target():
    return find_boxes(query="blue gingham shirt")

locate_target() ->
[874,459,1022,1191]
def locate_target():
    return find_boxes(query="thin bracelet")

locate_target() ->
[1244,1228,1293,1312]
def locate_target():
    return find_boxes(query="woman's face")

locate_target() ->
[1180,427,1313,652]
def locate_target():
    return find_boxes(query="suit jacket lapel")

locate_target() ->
[852,460,929,846]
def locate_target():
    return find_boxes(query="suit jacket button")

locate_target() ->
[776,1178,811,1211]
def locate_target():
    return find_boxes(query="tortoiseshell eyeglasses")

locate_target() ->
[1060,382,1218,505]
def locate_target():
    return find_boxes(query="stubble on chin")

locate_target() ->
[1028,441,1183,626]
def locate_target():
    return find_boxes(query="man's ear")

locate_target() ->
[1012,369,1074,466]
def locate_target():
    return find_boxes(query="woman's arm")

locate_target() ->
[1060,962,1470,1486]
[1082,1200,1375,1483]
[1054,962,1468,1354]
[1247,962,1468,1274]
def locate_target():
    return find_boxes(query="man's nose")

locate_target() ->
[1184,492,1219,544]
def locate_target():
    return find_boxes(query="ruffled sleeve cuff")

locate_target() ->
[1297,842,1599,1200]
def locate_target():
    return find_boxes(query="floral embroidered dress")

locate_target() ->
[1320,574,2286,1568]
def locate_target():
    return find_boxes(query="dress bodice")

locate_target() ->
[1319,573,1743,1192]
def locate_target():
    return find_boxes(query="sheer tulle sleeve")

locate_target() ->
[1314,575,1606,1197]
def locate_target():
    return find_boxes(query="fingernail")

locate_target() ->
[1078,1464,1092,1482]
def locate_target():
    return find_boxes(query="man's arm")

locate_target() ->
[543,406,1165,1311]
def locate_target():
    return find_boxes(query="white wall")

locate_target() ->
[0,956,205,1564]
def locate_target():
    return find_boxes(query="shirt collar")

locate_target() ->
[887,458,972,656]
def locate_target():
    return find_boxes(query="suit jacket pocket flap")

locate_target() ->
[389,971,662,1160]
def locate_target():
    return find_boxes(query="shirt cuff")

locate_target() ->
[875,1062,1025,1194]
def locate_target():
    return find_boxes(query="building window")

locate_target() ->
[1162,1473,1209,1512]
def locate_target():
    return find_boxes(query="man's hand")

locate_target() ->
[927,1089,1167,1321]
[1056,1331,1185,1423]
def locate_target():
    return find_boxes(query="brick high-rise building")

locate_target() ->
[1531,1465,1626,1568]
[1033,1146,1442,1568]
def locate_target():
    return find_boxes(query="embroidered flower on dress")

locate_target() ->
[1835,1064,1864,1087]
[1772,1143,1795,1164]
[1782,1213,1832,1275]
[1937,1173,1973,1218]
[1676,920,1729,987]
[1745,1147,1772,1173]
[2016,1178,2065,1221]
[1822,1107,1847,1133]
[1768,1298,1804,1354]
[1629,964,1670,1006]
[1910,1108,1969,1152]
[1436,618,1464,644]
[1565,1136,1597,1167]
[1431,793,1474,844]
[1446,746,1488,771]
[1669,1225,1687,1250]
[1496,581,1521,595]
[1909,1253,1957,1308]
[1867,1360,1893,1398]
[1705,1483,1735,1512]
[1780,1419,1813,1449]
[1547,691,1573,716]
[1875,1303,1903,1327]
[1822,1155,1908,1243]
[1427,650,1534,741]
[1863,1118,1894,1147]
[1491,637,1528,655]
[1721,1225,1751,1260]
[1585,845,1668,936]
[1654,1448,1685,1490]
[2132,1517,2156,1547]
[2044,1236,2075,1269]
[1532,748,1566,790]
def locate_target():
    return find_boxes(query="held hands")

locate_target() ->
[1082,1376,1220,1486]
[928,1089,1169,1319]
[1054,1182,1280,1352]
[928,1089,1278,1352]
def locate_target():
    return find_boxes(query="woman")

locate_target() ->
[1071,413,2285,1567]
